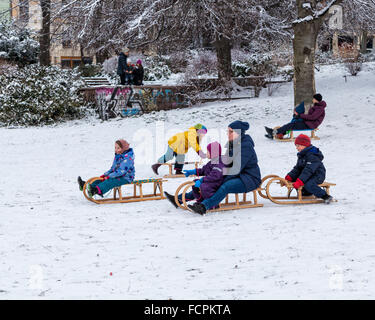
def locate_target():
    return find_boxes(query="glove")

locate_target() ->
[194,178,203,188]
[100,175,109,181]
[285,175,293,182]
[183,169,196,177]
[293,178,304,189]
[197,150,207,159]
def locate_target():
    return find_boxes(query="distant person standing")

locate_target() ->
[133,59,144,85]
[117,47,130,85]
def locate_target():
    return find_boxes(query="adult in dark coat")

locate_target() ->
[265,94,326,139]
[188,121,261,214]
[117,48,129,85]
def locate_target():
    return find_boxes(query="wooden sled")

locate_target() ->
[273,126,320,142]
[83,177,166,204]
[258,174,336,205]
[174,181,263,213]
[162,161,201,178]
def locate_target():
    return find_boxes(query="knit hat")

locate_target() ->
[127,58,132,64]
[116,139,130,153]
[123,47,130,53]
[294,134,311,147]
[207,142,222,159]
[136,59,142,65]
[194,123,207,134]
[313,93,323,102]
[228,120,249,134]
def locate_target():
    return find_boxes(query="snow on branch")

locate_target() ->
[292,0,343,25]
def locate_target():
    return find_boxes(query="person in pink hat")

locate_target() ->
[284,134,333,204]
[164,142,224,209]
[77,139,135,197]
[133,59,144,85]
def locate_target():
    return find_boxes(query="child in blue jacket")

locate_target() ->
[78,139,135,197]
[284,134,333,203]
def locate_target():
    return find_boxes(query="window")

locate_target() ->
[61,57,81,69]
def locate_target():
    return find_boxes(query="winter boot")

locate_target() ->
[175,168,183,175]
[151,163,162,175]
[265,133,274,140]
[188,202,207,215]
[77,176,86,191]
[164,191,181,209]
[322,194,333,204]
[87,184,99,198]
[265,126,274,135]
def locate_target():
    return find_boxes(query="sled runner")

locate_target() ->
[174,181,263,213]
[162,161,201,178]
[273,126,320,142]
[83,177,166,204]
[258,175,336,205]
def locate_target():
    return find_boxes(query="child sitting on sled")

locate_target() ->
[77,139,135,197]
[164,142,224,209]
[284,134,333,204]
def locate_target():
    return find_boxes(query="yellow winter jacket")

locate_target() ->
[168,127,201,154]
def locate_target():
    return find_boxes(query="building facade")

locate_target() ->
[10,0,96,68]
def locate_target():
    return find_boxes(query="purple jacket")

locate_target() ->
[194,157,225,200]
[299,101,326,129]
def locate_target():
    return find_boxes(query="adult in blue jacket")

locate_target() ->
[188,120,261,215]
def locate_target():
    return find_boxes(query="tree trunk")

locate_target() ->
[214,37,232,83]
[359,30,368,54]
[39,0,51,66]
[293,21,321,107]
[293,0,344,108]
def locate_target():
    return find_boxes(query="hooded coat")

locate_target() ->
[299,101,327,129]
[104,148,135,181]
[223,121,261,192]
[287,145,326,183]
[117,52,128,76]
[194,157,225,200]
[168,126,203,154]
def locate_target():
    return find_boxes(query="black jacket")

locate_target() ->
[117,52,127,76]
[288,145,326,183]
[133,65,144,85]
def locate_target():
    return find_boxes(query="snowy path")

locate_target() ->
[1,63,375,299]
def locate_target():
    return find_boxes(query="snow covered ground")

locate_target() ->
[1,62,375,299]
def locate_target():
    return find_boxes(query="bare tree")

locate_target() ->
[39,0,51,66]
[292,0,344,107]
[55,0,291,83]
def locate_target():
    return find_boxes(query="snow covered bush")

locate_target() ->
[0,65,88,126]
[0,21,39,66]
[187,50,217,76]
[232,53,275,77]
[166,51,189,73]
[143,56,172,81]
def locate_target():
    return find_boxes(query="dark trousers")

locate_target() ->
[277,121,310,135]
[303,176,327,199]
[120,74,126,85]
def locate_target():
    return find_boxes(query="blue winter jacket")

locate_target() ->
[104,148,135,181]
[223,134,262,192]
[288,145,326,183]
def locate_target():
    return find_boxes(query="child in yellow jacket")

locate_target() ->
[152,124,207,175]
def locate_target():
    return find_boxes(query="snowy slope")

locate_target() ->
[1,62,375,299]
